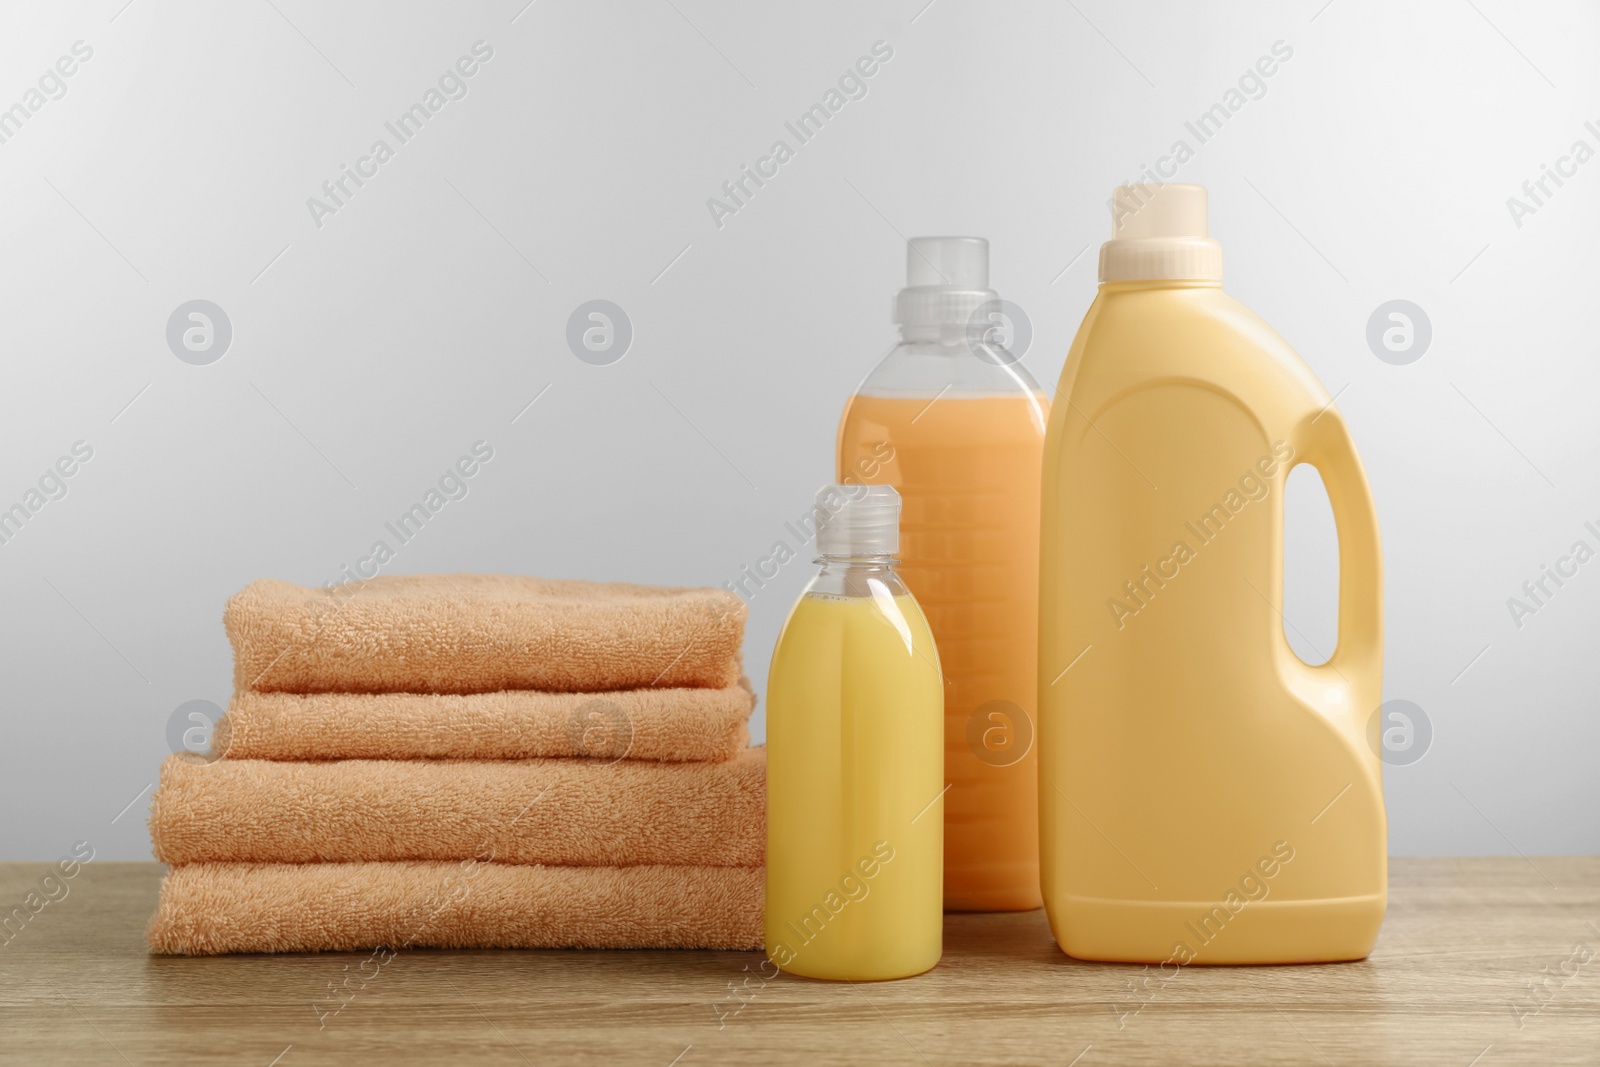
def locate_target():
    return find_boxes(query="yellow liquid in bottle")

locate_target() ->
[764,588,944,980]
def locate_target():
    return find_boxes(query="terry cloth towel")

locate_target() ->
[227,574,746,695]
[147,861,763,954]
[150,748,766,868]
[211,679,756,763]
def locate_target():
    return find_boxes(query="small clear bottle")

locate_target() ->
[764,485,943,980]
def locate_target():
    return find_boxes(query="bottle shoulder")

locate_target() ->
[803,564,911,599]
[1055,285,1330,426]
[772,572,937,662]
[854,339,1043,399]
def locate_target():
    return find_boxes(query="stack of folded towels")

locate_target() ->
[147,574,765,955]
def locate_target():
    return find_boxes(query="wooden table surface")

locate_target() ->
[1,858,1596,1066]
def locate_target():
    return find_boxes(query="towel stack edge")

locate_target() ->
[226,574,748,695]
[149,747,767,867]
[212,679,756,763]
[148,862,763,955]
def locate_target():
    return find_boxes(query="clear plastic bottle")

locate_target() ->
[764,485,944,980]
[837,238,1048,912]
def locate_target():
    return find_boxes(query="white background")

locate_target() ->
[1,0,1595,860]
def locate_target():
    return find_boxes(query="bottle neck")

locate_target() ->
[897,322,990,346]
[1099,278,1223,293]
[894,323,1022,374]
[810,554,907,598]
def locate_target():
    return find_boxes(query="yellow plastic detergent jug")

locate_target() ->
[1039,183,1385,964]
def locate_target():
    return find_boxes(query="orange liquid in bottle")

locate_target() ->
[838,391,1048,910]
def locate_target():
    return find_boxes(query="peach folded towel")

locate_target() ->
[147,861,763,954]
[212,679,756,762]
[227,574,746,694]
[150,748,765,868]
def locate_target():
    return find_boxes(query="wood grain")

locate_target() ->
[1,858,1596,1065]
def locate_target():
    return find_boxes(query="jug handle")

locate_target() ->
[1288,407,1383,685]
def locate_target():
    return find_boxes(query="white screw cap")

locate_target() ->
[1099,183,1223,283]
